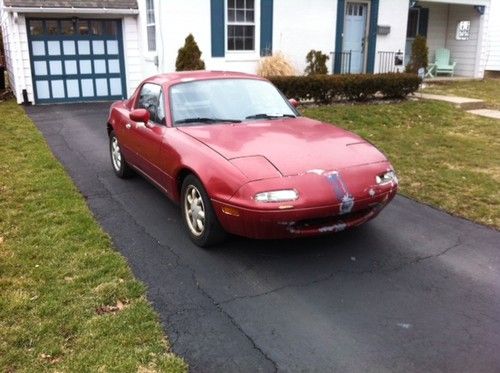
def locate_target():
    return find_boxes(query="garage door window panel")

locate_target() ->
[61,20,75,35]
[107,40,119,55]
[77,40,90,55]
[49,60,63,75]
[63,40,75,55]
[46,20,59,35]
[92,40,105,55]
[47,41,61,55]
[34,61,47,76]
[66,80,79,98]
[51,80,65,98]
[64,60,77,75]
[108,59,120,73]
[110,78,122,96]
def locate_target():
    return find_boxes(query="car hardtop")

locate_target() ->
[142,70,267,89]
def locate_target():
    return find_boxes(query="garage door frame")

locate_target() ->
[27,18,127,104]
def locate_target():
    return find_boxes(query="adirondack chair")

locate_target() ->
[433,48,456,76]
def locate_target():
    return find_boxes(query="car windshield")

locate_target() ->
[170,78,297,126]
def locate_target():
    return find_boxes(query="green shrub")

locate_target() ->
[305,50,329,75]
[269,73,421,103]
[406,35,428,73]
[175,34,205,71]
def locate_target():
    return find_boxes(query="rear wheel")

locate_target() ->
[181,175,226,247]
[109,130,133,178]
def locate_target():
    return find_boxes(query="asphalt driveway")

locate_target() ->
[26,103,500,372]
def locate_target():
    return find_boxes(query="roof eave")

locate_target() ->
[2,6,139,15]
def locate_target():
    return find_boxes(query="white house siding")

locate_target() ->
[424,2,448,62]
[0,11,33,103]
[486,0,500,70]
[1,10,17,99]
[375,0,409,73]
[272,0,337,74]
[138,0,263,77]
[16,15,33,103]
[122,15,143,97]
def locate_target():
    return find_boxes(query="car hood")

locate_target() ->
[178,117,388,177]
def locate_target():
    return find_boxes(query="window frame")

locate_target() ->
[145,0,156,52]
[224,0,260,60]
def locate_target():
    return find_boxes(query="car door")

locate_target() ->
[129,83,167,184]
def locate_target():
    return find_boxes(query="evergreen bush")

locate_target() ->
[175,34,205,71]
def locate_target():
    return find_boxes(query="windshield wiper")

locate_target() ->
[175,117,242,125]
[245,113,296,120]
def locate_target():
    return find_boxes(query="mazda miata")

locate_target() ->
[107,71,398,247]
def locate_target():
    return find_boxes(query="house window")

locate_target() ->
[146,0,156,51]
[456,20,471,40]
[227,0,255,51]
[406,8,419,38]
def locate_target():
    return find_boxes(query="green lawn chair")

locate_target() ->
[434,48,456,76]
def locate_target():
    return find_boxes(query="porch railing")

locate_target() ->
[330,51,352,74]
[377,51,397,73]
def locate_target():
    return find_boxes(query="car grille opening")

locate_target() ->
[290,207,374,231]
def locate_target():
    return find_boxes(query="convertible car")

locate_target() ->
[107,71,398,247]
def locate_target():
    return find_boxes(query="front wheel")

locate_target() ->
[181,175,226,247]
[109,130,133,178]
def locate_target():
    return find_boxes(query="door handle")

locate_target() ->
[125,123,132,129]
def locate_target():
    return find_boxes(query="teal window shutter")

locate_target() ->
[260,0,273,56]
[211,0,225,57]
[418,8,429,38]
[366,0,379,73]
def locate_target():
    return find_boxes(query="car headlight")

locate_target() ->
[376,170,398,185]
[254,189,299,203]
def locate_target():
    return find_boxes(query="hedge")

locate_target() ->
[269,73,421,103]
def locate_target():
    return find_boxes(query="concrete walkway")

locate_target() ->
[414,92,485,110]
[415,92,500,119]
[467,109,500,120]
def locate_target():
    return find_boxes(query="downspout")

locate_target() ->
[474,4,488,78]
[12,12,29,104]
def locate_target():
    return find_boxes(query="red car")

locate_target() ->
[107,71,398,247]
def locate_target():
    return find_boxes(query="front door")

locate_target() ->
[343,2,368,74]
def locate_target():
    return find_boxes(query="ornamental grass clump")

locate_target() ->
[256,52,296,77]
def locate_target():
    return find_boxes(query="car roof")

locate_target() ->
[143,70,266,86]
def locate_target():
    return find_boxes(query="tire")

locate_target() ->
[109,130,133,178]
[181,175,226,247]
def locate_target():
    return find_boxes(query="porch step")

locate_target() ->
[466,109,500,120]
[414,92,485,110]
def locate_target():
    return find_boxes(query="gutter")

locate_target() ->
[2,6,139,15]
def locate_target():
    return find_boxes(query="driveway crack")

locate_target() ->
[218,238,463,305]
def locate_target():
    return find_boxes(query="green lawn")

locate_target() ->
[0,100,187,372]
[423,78,500,109]
[303,100,500,228]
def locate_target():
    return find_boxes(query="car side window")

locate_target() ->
[136,83,165,124]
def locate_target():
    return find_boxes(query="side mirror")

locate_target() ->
[289,98,300,108]
[129,108,150,123]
